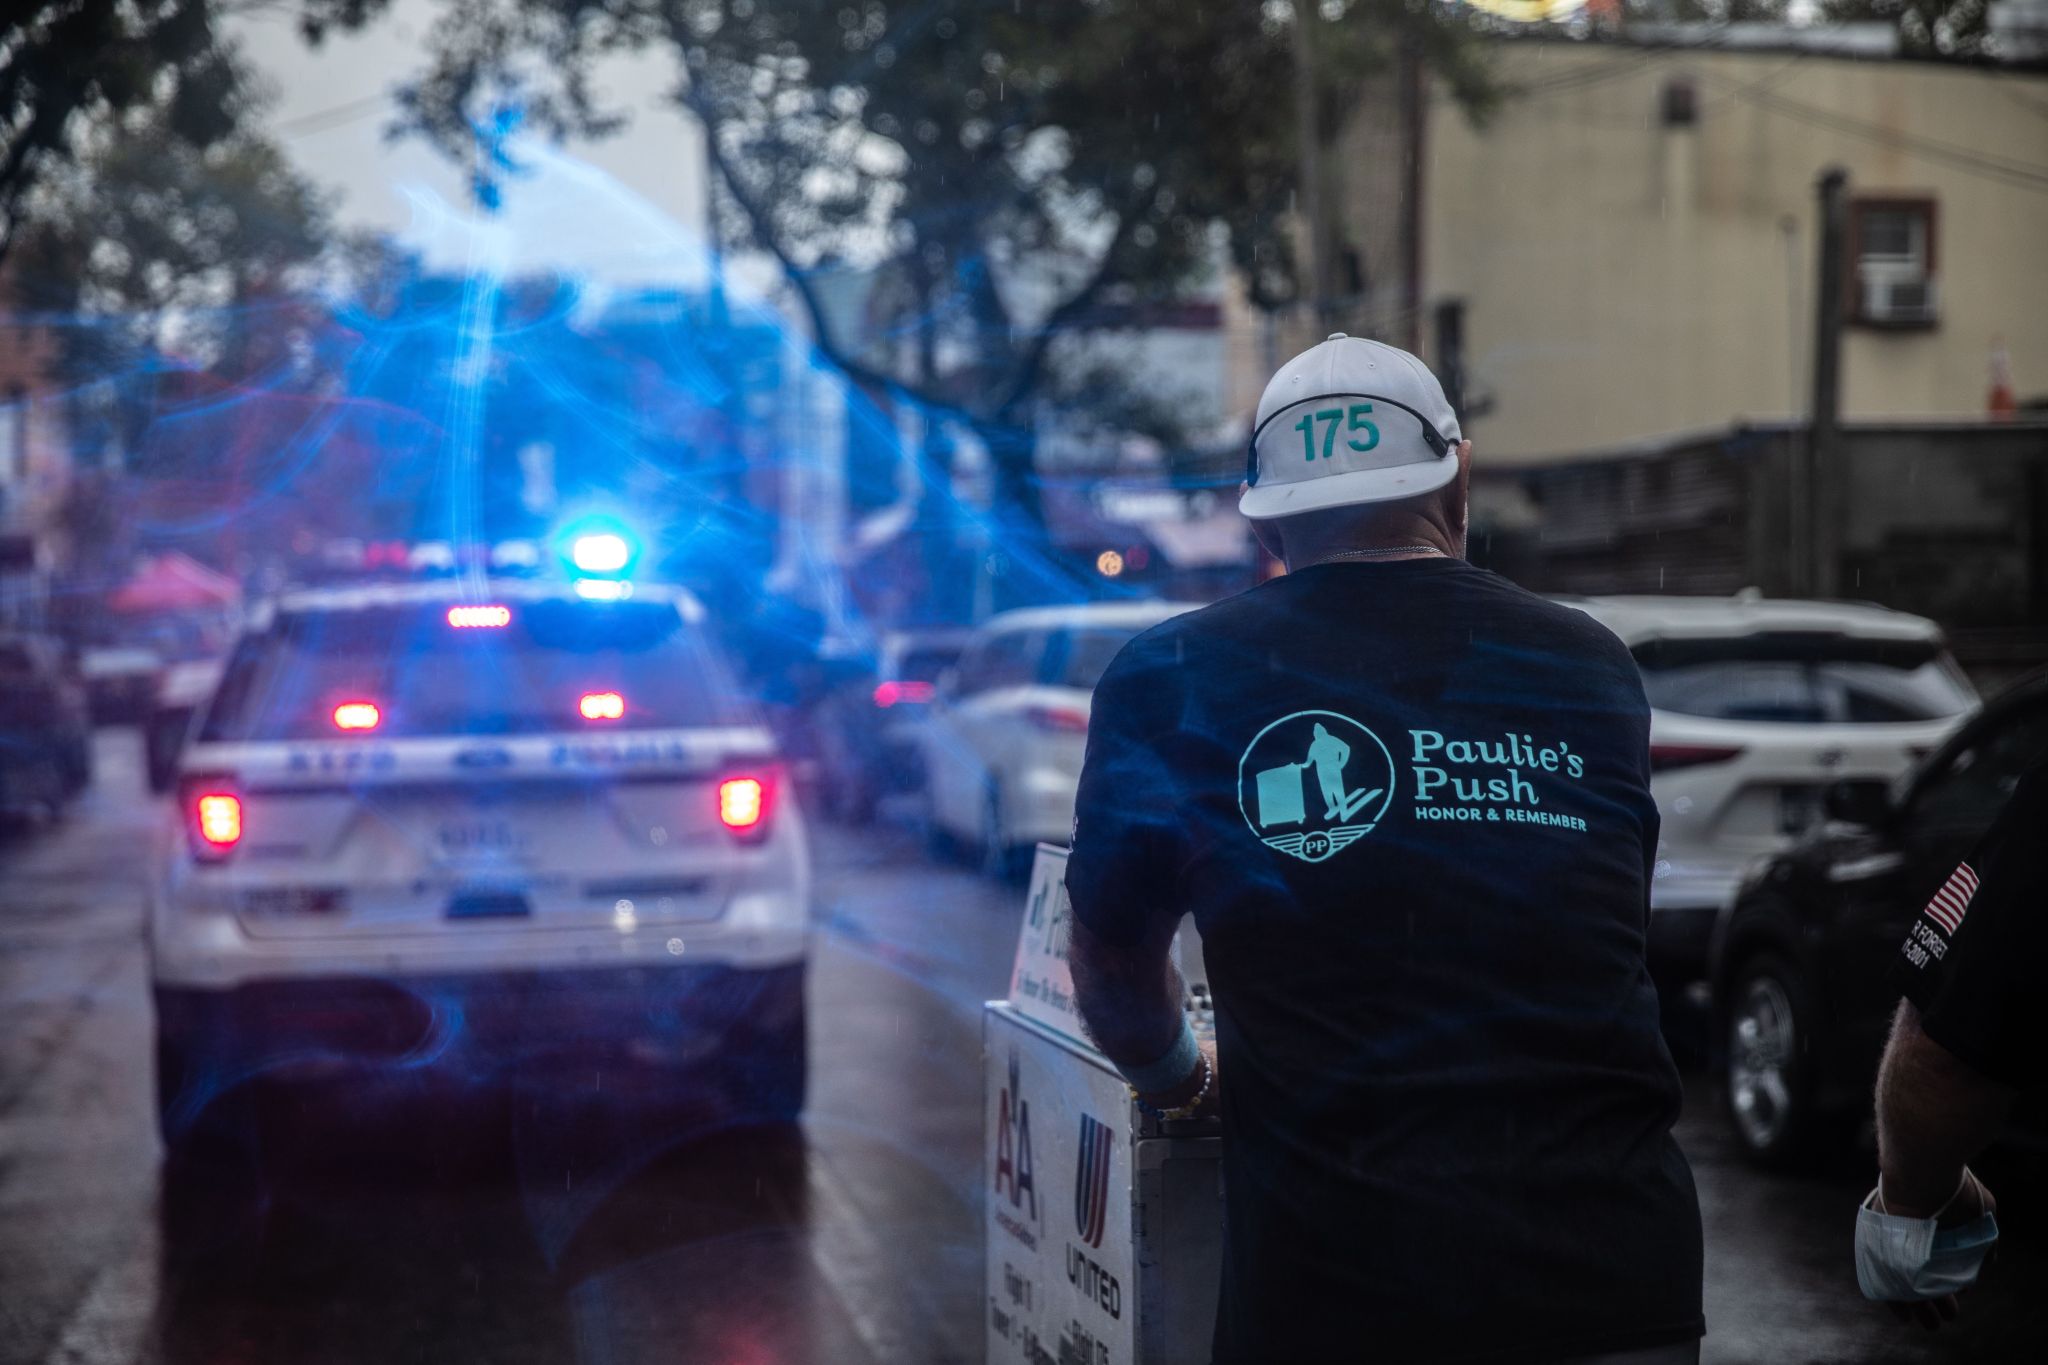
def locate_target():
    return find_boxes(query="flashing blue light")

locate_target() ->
[571,533,633,574]
[573,578,634,601]
[554,516,641,579]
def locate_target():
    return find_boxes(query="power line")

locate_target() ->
[1705,70,2048,195]
[274,92,393,137]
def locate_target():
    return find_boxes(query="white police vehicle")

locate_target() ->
[150,573,811,1161]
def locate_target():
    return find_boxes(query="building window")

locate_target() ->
[1848,197,1938,329]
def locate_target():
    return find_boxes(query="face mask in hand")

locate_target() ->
[1855,1186,1999,1301]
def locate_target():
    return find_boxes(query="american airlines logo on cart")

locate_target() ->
[1238,710,1396,863]
[992,1048,1040,1248]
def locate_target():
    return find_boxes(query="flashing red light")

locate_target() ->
[1027,706,1090,735]
[872,680,937,708]
[718,776,767,832]
[579,691,626,721]
[447,604,512,629]
[332,701,382,731]
[194,792,243,853]
[1648,743,1746,774]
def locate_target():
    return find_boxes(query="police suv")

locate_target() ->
[150,576,811,1157]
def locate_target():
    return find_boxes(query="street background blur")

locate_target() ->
[3,1,2048,1362]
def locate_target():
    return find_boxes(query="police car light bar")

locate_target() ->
[570,533,633,575]
[579,691,626,721]
[447,604,512,629]
[332,701,382,732]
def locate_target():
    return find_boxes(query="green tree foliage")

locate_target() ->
[0,1,248,269]
[1621,0,1995,56]
[11,60,333,384]
[298,0,1495,534]
[1823,0,1993,56]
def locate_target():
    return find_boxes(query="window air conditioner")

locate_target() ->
[1860,269,1937,325]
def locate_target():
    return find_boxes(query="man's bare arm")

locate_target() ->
[1070,913,1183,1068]
[1069,914,1214,1111]
[1875,1000,2014,1217]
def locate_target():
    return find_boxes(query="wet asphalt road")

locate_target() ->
[4,731,2046,1364]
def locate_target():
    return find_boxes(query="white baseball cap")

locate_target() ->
[1239,333,1463,521]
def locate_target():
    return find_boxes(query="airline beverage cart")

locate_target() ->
[985,846,1224,1365]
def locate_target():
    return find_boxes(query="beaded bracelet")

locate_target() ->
[1132,1050,1213,1121]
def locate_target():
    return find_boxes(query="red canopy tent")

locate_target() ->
[106,553,241,615]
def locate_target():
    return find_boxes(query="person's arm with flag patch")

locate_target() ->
[1863,761,2048,1326]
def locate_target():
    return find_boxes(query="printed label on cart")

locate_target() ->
[1010,847,1089,1044]
[986,1009,1136,1364]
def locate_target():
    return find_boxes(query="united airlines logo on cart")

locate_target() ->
[1073,1114,1113,1249]
[1238,710,1395,863]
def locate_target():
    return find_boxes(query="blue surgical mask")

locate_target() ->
[1855,1187,1999,1301]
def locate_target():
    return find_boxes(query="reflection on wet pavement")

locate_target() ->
[4,733,2046,1364]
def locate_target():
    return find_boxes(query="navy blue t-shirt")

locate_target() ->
[1894,762,2048,1090]
[1066,559,1703,1364]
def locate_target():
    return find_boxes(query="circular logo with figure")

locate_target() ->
[1237,710,1396,863]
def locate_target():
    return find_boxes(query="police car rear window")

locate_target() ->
[199,600,754,740]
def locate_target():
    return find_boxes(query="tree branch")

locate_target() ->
[991,187,1158,421]
[683,84,987,431]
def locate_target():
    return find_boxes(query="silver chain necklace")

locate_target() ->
[1309,544,1449,566]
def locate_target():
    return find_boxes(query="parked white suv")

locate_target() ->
[150,578,811,1173]
[1568,592,1977,979]
[915,600,1200,876]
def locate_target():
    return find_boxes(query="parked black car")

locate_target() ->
[0,633,93,818]
[811,629,972,823]
[1710,668,2048,1167]
[144,657,225,794]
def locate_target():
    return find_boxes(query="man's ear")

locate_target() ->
[1450,441,1474,548]
[1244,496,1285,566]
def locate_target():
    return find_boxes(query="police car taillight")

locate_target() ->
[181,778,243,860]
[718,775,770,837]
[579,691,626,721]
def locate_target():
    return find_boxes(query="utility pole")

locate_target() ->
[1807,167,1848,599]
[1434,300,1467,420]
[1292,1,1331,331]
[1400,38,1426,353]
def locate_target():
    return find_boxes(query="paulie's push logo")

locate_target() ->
[1074,1114,1113,1249]
[1238,709,1395,863]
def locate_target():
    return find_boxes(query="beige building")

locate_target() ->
[1316,32,2048,463]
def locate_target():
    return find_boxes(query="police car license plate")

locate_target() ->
[437,818,528,856]
[446,887,532,919]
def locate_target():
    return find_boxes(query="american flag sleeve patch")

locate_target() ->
[1922,862,1979,935]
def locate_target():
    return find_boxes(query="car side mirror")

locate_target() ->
[1823,778,1892,830]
